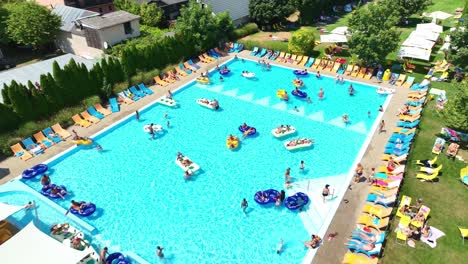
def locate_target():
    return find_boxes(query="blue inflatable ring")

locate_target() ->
[106,252,129,264]
[239,125,257,136]
[266,189,280,203]
[293,70,308,76]
[22,164,48,179]
[70,202,96,217]
[285,192,310,211]
[41,184,67,199]
[254,191,270,205]
[219,69,230,75]
[292,90,307,98]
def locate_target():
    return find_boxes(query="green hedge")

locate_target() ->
[129,68,160,87]
[0,96,100,158]
[238,39,289,52]
[231,23,259,39]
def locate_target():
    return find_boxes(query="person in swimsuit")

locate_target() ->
[241,198,248,214]
[285,168,291,181]
[354,163,364,182]
[322,184,330,202]
[100,247,108,263]
[41,174,51,187]
[300,161,305,170]
[387,157,396,172]
[65,200,90,215]
[156,246,164,259]
[318,88,324,100]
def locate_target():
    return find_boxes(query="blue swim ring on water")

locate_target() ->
[292,90,307,98]
[293,70,308,76]
[254,191,270,205]
[106,252,129,264]
[239,125,257,136]
[22,164,48,179]
[70,202,96,217]
[219,69,230,75]
[265,189,280,203]
[41,184,67,199]
[296,192,309,205]
[285,192,310,211]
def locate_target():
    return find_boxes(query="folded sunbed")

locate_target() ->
[138,83,154,95]
[10,143,33,161]
[33,131,53,148]
[109,98,119,113]
[51,123,72,139]
[42,127,62,143]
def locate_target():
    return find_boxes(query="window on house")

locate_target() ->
[108,5,113,11]
[124,22,132,35]
[99,8,103,13]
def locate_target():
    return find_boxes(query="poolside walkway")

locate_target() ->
[0,50,410,264]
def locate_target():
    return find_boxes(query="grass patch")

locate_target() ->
[380,95,468,263]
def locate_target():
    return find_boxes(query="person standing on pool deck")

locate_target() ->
[378,120,386,133]
[156,246,164,259]
[135,110,139,121]
[241,198,248,214]
[100,247,108,263]
[322,184,330,203]
[300,161,305,170]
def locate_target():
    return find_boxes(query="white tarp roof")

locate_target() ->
[0,222,89,264]
[425,11,453,20]
[0,202,23,220]
[417,23,443,33]
[402,36,435,50]
[320,34,348,43]
[410,30,439,41]
[398,46,432,61]
[331,26,349,35]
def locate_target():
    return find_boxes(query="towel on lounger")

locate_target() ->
[421,226,445,248]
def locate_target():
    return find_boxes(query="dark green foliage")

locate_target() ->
[231,23,259,39]
[41,73,63,111]
[28,81,49,119]
[2,84,11,105]
[249,0,294,27]
[393,0,430,20]
[449,20,468,70]
[216,11,234,42]
[238,39,289,53]
[443,83,468,132]
[0,103,19,132]
[7,80,33,119]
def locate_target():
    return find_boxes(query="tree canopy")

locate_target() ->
[393,0,430,20]
[449,20,468,70]
[443,84,468,133]
[348,1,401,65]
[4,2,61,49]
[249,0,294,27]
[288,28,315,55]
[114,0,164,27]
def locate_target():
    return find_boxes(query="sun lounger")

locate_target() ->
[210,49,221,57]
[165,72,176,82]
[311,58,321,69]
[281,53,291,63]
[351,229,386,244]
[109,98,119,113]
[124,90,140,101]
[380,153,408,163]
[81,111,100,123]
[51,123,71,139]
[10,143,33,160]
[393,127,416,135]
[446,143,460,158]
[373,179,402,190]
[179,64,192,74]
[202,53,215,62]
[214,48,227,56]
[276,52,285,61]
[331,62,341,73]
[87,106,105,119]
[270,51,280,60]
[72,114,91,127]
[294,55,303,64]
[416,172,439,182]
[198,55,209,63]
[347,240,382,257]
[41,127,61,144]
[257,48,267,57]
[424,68,435,79]
[410,205,430,228]
[305,57,315,67]
[419,164,443,175]
[138,83,154,95]
[33,131,53,148]
[399,114,421,123]
[395,74,406,86]
[350,66,360,77]
[357,214,390,230]
[396,120,420,129]
[342,252,378,264]
[299,56,309,66]
[117,92,134,104]
[402,76,415,88]
[155,75,169,86]
[361,204,393,218]
[22,137,44,155]
[188,59,201,69]
[325,61,334,71]
[357,67,367,78]
[370,186,399,197]
[395,195,412,218]
[461,167,468,185]
[389,133,414,143]
[432,137,445,155]
[344,64,353,75]
[184,62,197,72]
[288,54,297,63]
[366,194,397,207]
[94,103,111,116]
[317,59,328,70]
[175,67,188,77]
[364,68,374,79]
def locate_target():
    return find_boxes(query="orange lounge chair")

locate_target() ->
[331,62,341,73]
[311,59,321,69]
[365,68,374,79]
[288,54,297,63]
[33,132,54,148]
[276,52,286,62]
[202,53,215,62]
[214,47,227,56]
[80,111,100,124]
[395,74,406,86]
[94,103,111,116]
[174,67,188,77]
[154,75,169,86]
[51,123,71,139]
[295,55,303,64]
[317,60,328,70]
[198,55,209,63]
[325,61,334,71]
[184,62,197,72]
[72,114,91,127]
[299,56,309,66]
[357,67,367,78]
[345,64,354,75]
[163,73,175,83]
[10,143,33,161]
[350,66,360,77]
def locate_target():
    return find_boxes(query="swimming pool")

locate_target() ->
[9,58,387,263]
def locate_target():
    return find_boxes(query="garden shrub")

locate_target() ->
[231,23,259,39]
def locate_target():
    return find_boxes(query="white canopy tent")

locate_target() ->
[0,202,23,220]
[0,222,89,264]
[398,47,432,61]
[331,26,349,35]
[320,34,348,43]
[402,36,435,50]
[410,30,439,41]
[425,11,453,20]
[417,23,443,33]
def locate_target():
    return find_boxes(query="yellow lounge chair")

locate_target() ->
[345,64,354,75]
[460,166,468,185]
[295,55,303,64]
[317,60,328,70]
[364,68,374,79]
[380,153,407,163]
[415,156,437,167]
[342,252,378,264]
[416,172,439,182]
[52,123,71,139]
[402,76,415,88]
[281,53,291,63]
[33,132,53,148]
[357,67,367,78]
[362,204,393,218]
[81,111,100,124]
[72,114,91,128]
[10,143,33,161]
[325,61,334,71]
[395,74,406,86]
[396,195,412,218]
[393,127,416,135]
[202,53,215,62]
[418,164,443,174]
[154,76,169,86]
[410,205,430,228]
[458,226,468,244]
[276,52,285,62]
[332,62,341,73]
[198,55,209,63]
[434,60,448,72]
[351,66,360,77]
[164,72,176,83]
[174,67,188,77]
[299,56,309,66]
[288,54,297,63]
[357,214,390,230]
[311,59,321,69]
[94,104,111,116]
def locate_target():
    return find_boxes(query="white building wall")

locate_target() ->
[98,20,140,47]
[55,31,104,59]
[203,0,249,24]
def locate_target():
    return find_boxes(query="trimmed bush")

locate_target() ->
[288,28,315,55]
[129,68,160,87]
[238,39,289,52]
[231,23,259,39]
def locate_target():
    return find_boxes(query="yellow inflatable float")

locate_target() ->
[72,138,93,145]
[382,69,391,81]
[197,77,210,84]
[277,90,288,100]
[226,136,239,149]
[292,80,304,88]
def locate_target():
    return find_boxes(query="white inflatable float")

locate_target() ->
[196,98,218,110]
[175,156,200,173]
[377,87,395,94]
[50,223,100,263]
[284,138,313,151]
[242,72,256,78]
[143,124,163,133]
[271,126,297,138]
[157,96,177,107]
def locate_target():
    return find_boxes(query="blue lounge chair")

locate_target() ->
[385,142,410,150]
[396,120,420,129]
[250,47,259,56]
[42,127,62,143]
[208,50,219,59]
[383,147,409,155]
[188,59,201,69]
[338,64,346,74]
[256,48,267,57]
[270,51,280,60]
[109,98,119,113]
[305,58,315,67]
[347,241,382,257]
[210,49,222,57]
[229,43,238,52]
[179,64,192,74]
[22,137,44,155]
[388,135,414,144]
[389,73,399,85]
[236,43,244,52]
[138,83,153,95]
[351,232,386,244]
[87,107,105,119]
[129,86,146,98]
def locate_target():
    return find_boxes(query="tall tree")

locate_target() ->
[291,0,321,25]
[40,73,63,110]
[28,80,49,119]
[348,1,400,65]
[0,103,19,132]
[443,84,468,132]
[449,20,468,70]
[2,84,11,105]
[216,11,234,42]
[288,28,315,55]
[140,2,164,27]
[113,0,141,16]
[249,0,293,27]
[393,0,430,20]
[7,81,33,119]
[4,2,61,49]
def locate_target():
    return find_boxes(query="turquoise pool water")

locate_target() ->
[14,58,386,263]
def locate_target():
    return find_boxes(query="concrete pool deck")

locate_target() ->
[0,50,411,263]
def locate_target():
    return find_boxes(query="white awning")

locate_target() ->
[331,26,349,35]
[398,47,432,61]
[425,11,453,20]
[402,36,435,50]
[320,34,348,43]
[0,202,23,220]
[0,222,89,264]
[410,30,439,41]
[417,23,443,33]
